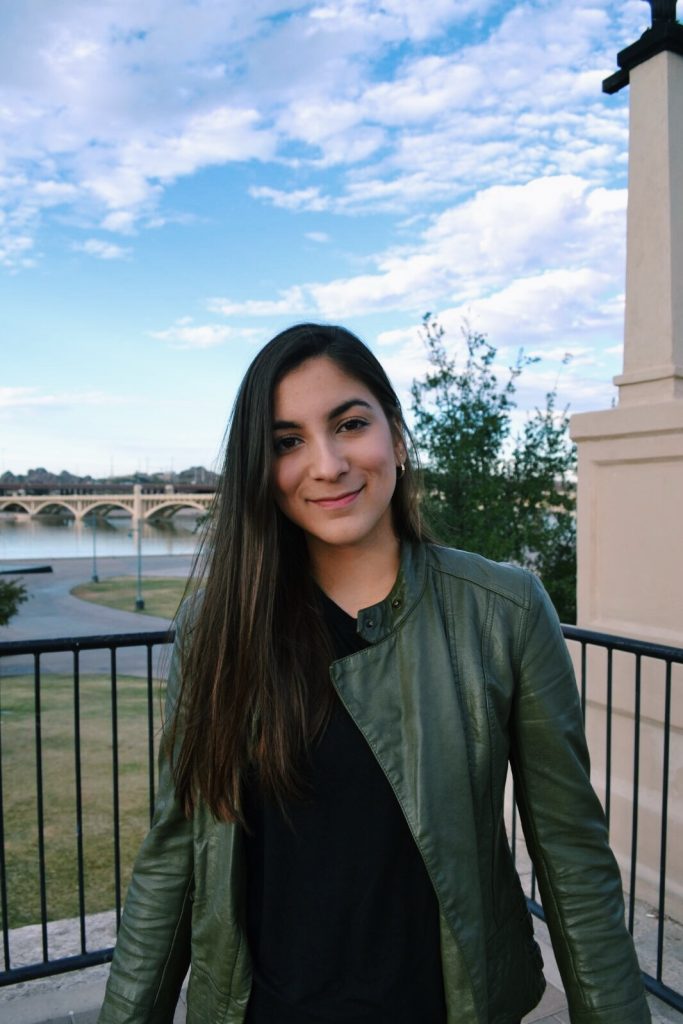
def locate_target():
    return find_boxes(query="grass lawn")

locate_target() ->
[0,672,164,928]
[71,576,189,620]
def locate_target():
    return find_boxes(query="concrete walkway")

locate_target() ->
[1,915,681,1024]
[0,554,194,640]
[0,555,193,679]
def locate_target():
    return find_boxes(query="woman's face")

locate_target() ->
[271,356,404,557]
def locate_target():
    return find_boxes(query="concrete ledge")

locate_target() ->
[1,912,680,1024]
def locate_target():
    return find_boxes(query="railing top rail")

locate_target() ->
[562,624,683,663]
[1,625,681,661]
[0,630,175,656]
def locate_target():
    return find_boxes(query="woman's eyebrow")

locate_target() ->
[272,398,372,431]
[328,397,372,419]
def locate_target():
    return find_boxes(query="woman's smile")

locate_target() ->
[309,486,364,510]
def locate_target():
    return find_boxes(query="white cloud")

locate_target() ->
[82,107,273,215]
[32,180,80,204]
[80,167,158,212]
[0,232,34,268]
[248,186,330,212]
[307,0,481,40]
[362,55,486,126]
[242,176,627,322]
[250,1,642,213]
[208,173,628,410]
[100,210,137,234]
[308,252,444,318]
[74,237,131,260]
[150,321,261,349]
[305,231,330,243]
[0,3,289,252]
[0,0,646,258]
[277,96,386,166]
[208,286,309,318]
[375,324,418,348]
[0,386,121,409]
[433,267,621,351]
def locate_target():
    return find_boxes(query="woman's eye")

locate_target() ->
[339,417,368,433]
[274,435,301,454]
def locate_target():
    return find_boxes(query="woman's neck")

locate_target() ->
[309,534,401,618]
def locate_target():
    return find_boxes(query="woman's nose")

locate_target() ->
[310,439,348,479]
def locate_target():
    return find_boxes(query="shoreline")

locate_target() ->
[0,551,196,568]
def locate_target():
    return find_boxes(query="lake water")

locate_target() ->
[0,512,201,562]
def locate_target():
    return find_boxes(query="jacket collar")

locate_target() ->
[355,540,428,644]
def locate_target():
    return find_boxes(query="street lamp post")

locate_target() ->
[135,520,144,610]
[91,514,99,583]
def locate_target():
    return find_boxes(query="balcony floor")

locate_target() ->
[2,913,681,1024]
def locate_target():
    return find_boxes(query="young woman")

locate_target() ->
[99,323,650,1024]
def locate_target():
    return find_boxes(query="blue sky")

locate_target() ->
[1,0,648,477]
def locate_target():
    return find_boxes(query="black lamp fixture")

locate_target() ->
[603,0,683,94]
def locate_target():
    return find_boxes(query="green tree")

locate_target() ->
[410,315,577,622]
[0,578,28,626]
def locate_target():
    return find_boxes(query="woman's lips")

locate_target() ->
[310,487,363,510]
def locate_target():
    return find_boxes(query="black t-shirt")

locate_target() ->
[243,591,446,1023]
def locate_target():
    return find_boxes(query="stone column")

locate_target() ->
[617,51,683,405]
[570,18,683,919]
[132,483,143,524]
[572,44,683,641]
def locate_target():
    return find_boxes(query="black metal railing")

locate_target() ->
[510,625,683,1013]
[0,630,173,985]
[1,625,682,1014]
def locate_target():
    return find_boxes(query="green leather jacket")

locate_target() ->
[99,543,650,1024]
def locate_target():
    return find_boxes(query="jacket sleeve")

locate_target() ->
[98,611,194,1024]
[509,572,651,1024]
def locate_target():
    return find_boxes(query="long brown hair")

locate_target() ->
[171,323,428,823]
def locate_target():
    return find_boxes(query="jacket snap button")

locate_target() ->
[391,598,401,609]
[366,619,375,628]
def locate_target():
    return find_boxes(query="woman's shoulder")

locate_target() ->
[424,543,536,610]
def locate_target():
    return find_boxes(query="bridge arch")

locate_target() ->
[82,501,134,519]
[0,500,31,515]
[144,500,208,522]
[34,500,80,518]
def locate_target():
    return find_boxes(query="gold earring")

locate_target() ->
[397,463,405,479]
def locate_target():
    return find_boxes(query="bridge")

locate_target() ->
[0,484,214,522]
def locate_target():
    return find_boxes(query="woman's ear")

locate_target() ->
[393,427,407,468]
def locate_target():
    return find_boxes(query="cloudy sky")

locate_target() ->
[1,0,648,477]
